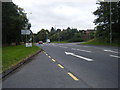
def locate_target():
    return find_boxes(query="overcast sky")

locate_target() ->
[12,0,98,33]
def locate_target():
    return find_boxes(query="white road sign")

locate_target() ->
[21,30,31,35]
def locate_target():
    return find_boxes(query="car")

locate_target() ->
[38,41,43,44]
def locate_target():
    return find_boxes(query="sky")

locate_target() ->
[12,0,99,33]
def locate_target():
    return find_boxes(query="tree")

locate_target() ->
[93,2,120,43]
[34,29,48,42]
[49,27,56,36]
[56,29,61,33]
[2,2,30,45]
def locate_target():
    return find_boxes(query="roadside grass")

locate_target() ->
[51,41,69,43]
[80,39,120,47]
[2,45,40,71]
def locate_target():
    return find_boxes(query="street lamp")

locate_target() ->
[109,1,112,44]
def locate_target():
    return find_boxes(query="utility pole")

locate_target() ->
[110,0,112,44]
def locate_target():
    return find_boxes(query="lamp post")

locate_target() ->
[110,1,112,44]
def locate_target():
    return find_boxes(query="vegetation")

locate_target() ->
[2,2,31,45]
[81,39,120,47]
[2,45,40,71]
[93,2,120,44]
[34,27,94,42]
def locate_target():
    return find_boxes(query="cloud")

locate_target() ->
[12,0,98,33]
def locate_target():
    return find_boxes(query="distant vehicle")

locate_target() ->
[38,41,43,44]
[46,39,50,43]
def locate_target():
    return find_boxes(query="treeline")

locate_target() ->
[34,27,95,42]
[2,2,120,45]
[2,2,31,45]
[93,2,120,43]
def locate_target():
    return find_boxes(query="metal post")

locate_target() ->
[110,1,112,44]
[58,30,60,42]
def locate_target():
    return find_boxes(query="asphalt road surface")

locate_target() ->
[3,43,119,88]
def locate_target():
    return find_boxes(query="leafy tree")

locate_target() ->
[93,2,120,43]
[2,2,30,45]
[56,29,61,33]
[49,27,56,36]
[34,29,48,42]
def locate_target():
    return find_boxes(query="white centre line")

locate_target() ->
[71,48,77,50]
[60,46,68,48]
[83,46,88,47]
[110,55,120,58]
[77,49,91,53]
[71,48,91,53]
[104,49,118,53]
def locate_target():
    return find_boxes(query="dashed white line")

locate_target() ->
[72,48,77,50]
[71,48,91,53]
[60,46,68,48]
[77,49,91,53]
[110,55,120,58]
[83,46,88,47]
[104,49,118,53]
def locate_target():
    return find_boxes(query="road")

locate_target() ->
[3,43,119,88]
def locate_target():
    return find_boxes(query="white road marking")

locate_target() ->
[104,49,118,53]
[60,46,68,48]
[110,55,120,58]
[71,48,91,53]
[77,49,91,53]
[83,46,88,47]
[71,48,77,50]
[65,52,93,61]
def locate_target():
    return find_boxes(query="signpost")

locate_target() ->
[21,30,31,35]
[26,43,32,47]
[21,30,32,47]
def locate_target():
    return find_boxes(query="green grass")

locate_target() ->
[51,41,69,43]
[2,45,40,71]
[80,39,120,47]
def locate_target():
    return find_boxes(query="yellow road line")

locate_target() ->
[68,72,79,81]
[44,51,46,54]
[46,54,48,56]
[58,64,64,69]
[48,56,51,58]
[52,59,56,62]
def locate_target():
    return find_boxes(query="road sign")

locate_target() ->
[26,43,32,47]
[21,30,31,35]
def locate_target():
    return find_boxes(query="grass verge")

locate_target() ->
[80,39,120,47]
[2,44,40,71]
